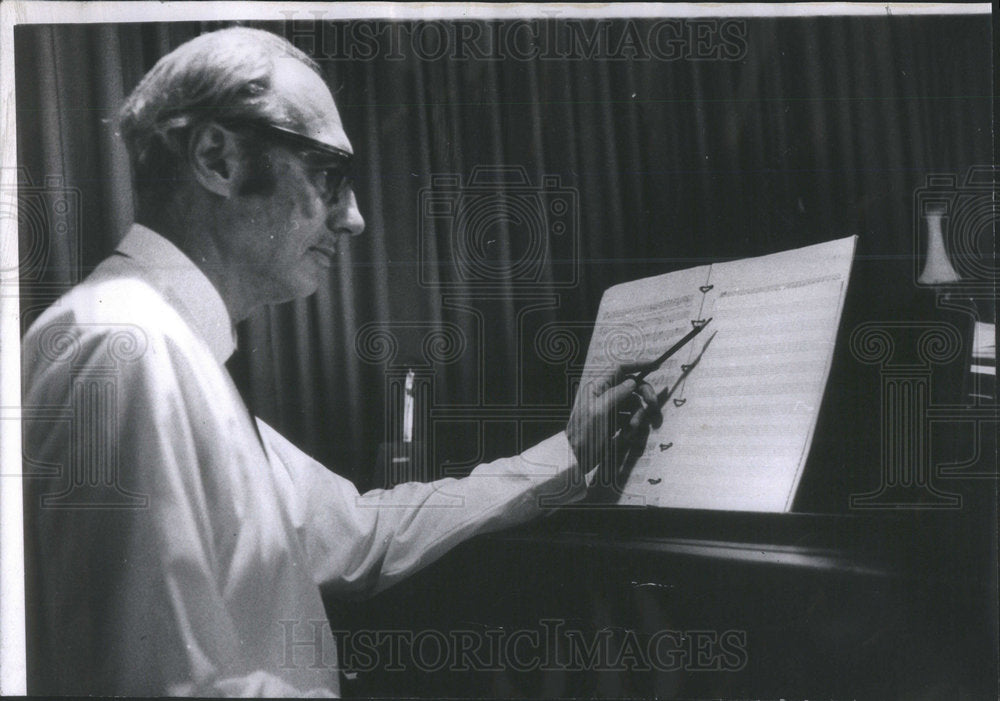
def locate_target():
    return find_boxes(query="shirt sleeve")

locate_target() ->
[22,316,334,696]
[260,421,587,597]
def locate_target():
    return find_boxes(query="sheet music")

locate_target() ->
[584,265,710,384]
[586,236,857,512]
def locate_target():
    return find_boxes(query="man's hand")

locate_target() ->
[566,365,662,475]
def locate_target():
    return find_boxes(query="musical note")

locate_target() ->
[579,235,856,512]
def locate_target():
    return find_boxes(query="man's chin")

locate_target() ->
[292,279,323,302]
[266,278,324,307]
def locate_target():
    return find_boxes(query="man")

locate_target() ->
[21,27,658,696]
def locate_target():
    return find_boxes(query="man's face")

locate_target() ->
[226,59,365,304]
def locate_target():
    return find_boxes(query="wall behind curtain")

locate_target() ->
[16,16,992,508]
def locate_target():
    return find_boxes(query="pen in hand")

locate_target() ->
[625,317,712,385]
[567,320,713,478]
[614,318,713,443]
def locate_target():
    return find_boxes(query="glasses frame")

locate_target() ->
[226,120,353,201]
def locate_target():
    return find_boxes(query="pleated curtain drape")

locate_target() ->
[16,17,992,502]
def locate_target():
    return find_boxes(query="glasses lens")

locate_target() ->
[227,121,353,200]
[313,161,350,201]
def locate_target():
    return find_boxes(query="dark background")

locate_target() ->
[15,14,996,699]
[16,16,992,512]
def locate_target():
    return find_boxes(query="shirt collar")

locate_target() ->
[115,223,237,364]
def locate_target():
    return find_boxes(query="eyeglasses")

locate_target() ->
[228,120,353,201]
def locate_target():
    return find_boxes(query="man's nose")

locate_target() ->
[327,189,365,238]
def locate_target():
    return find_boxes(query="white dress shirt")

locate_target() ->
[21,224,584,696]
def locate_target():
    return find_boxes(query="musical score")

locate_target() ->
[583,236,857,511]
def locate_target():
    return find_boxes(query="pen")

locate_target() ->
[402,369,414,443]
[625,317,712,384]
[614,319,713,446]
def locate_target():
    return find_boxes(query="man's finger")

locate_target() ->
[585,361,651,396]
[605,376,639,406]
[628,408,643,434]
[612,361,651,385]
[635,381,663,428]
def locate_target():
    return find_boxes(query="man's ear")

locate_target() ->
[188,122,242,198]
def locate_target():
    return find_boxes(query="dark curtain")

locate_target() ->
[16,17,992,508]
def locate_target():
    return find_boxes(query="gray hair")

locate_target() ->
[118,26,322,204]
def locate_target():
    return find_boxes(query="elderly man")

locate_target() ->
[21,27,657,696]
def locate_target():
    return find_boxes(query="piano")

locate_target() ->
[335,287,997,699]
[336,499,996,698]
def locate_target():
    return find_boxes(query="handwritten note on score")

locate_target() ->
[583,236,857,512]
